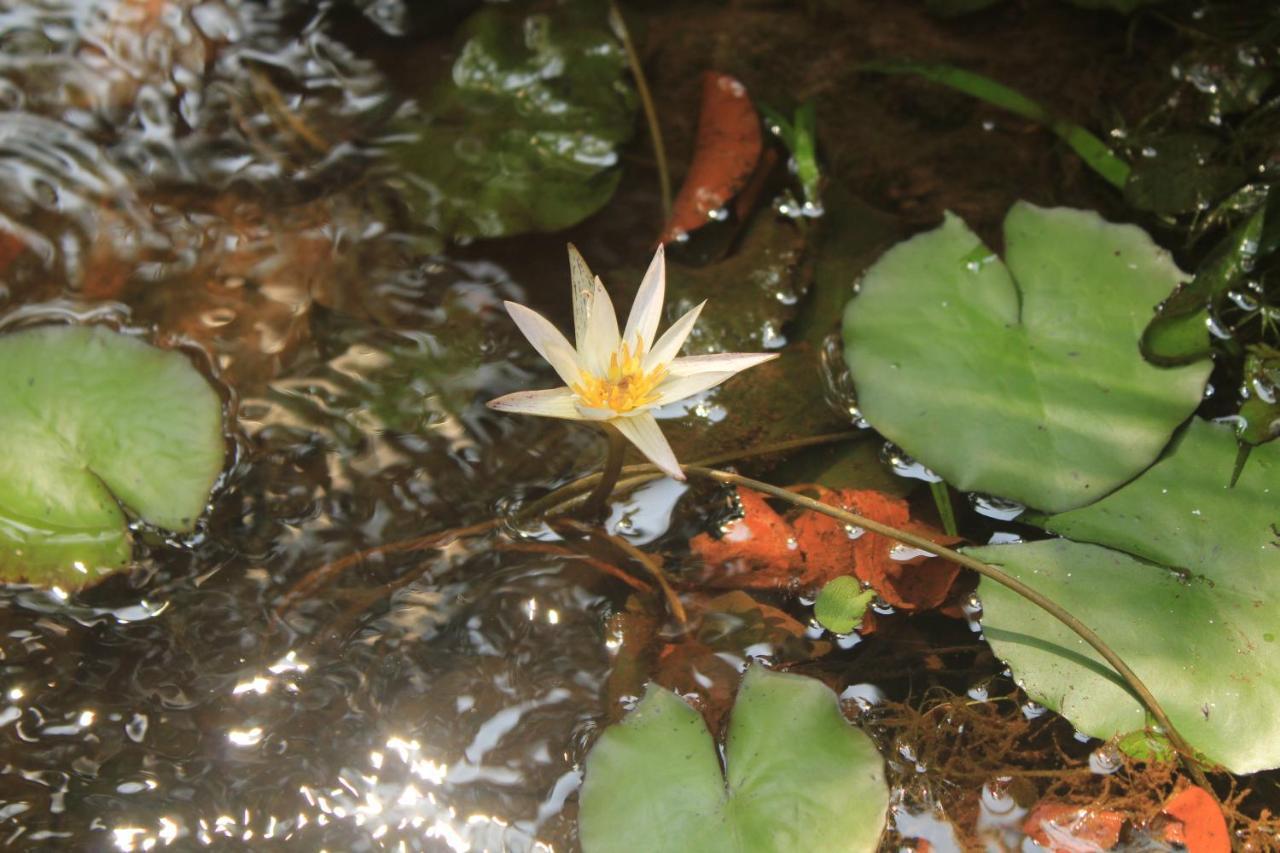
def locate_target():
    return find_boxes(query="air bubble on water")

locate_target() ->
[969,494,1025,521]
[1088,745,1124,775]
[1206,313,1233,340]
[839,683,885,710]
[870,598,896,616]
[1227,289,1260,312]
[1020,701,1046,720]
[835,632,862,650]
[844,524,865,540]
[880,442,942,482]
[986,531,1022,545]
[889,543,934,561]
[967,682,989,702]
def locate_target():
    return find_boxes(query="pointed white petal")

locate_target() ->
[487,387,581,420]
[653,352,779,406]
[666,352,779,376]
[568,244,595,348]
[623,244,665,350]
[579,274,621,376]
[612,412,684,480]
[644,301,705,371]
[504,301,583,387]
[573,403,616,421]
[651,372,736,405]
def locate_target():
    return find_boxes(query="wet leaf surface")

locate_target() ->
[386,0,636,241]
[970,419,1280,773]
[0,326,225,587]
[579,666,888,853]
[844,203,1211,513]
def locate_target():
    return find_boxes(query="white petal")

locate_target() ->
[612,412,684,480]
[666,352,779,376]
[653,353,779,406]
[644,301,705,371]
[504,301,583,387]
[568,244,595,348]
[623,244,665,350]
[487,387,581,420]
[573,403,616,421]
[578,274,620,376]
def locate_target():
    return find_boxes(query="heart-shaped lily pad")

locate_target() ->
[579,666,888,853]
[842,203,1211,513]
[969,419,1280,773]
[0,325,225,588]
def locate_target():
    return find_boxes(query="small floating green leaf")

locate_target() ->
[843,203,1211,513]
[0,326,225,588]
[814,576,876,634]
[970,419,1280,774]
[579,666,888,853]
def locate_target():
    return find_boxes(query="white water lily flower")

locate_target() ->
[487,244,778,480]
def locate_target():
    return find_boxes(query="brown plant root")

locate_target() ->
[862,688,1280,850]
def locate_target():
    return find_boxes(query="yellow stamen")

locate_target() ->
[572,340,667,414]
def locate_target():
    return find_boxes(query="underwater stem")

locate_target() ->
[609,1,672,221]
[560,519,687,625]
[681,466,1212,789]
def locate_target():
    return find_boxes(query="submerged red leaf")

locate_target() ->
[1022,803,1124,851]
[1162,786,1229,853]
[659,72,762,244]
[690,486,962,612]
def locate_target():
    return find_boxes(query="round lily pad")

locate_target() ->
[842,203,1211,513]
[579,666,888,853]
[0,325,225,588]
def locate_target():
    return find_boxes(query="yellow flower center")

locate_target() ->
[571,340,667,414]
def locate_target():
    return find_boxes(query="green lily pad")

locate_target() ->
[0,326,225,588]
[842,203,1211,513]
[386,0,636,241]
[969,419,1280,773]
[579,666,888,853]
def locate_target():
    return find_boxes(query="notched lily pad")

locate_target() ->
[970,419,1280,774]
[0,325,225,588]
[579,665,888,853]
[843,203,1211,513]
[386,0,637,241]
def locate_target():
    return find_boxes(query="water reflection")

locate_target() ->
[0,2,617,847]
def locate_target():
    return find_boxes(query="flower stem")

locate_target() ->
[580,424,628,521]
[680,465,1212,789]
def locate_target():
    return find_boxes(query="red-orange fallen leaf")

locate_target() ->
[1162,786,1229,853]
[690,487,805,588]
[659,72,762,244]
[690,486,962,611]
[1023,803,1124,851]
